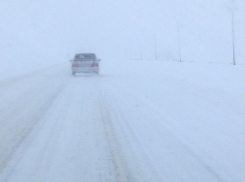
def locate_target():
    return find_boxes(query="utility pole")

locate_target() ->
[177,23,182,62]
[124,49,127,60]
[154,34,157,60]
[138,39,142,60]
[228,0,237,65]
[231,10,236,65]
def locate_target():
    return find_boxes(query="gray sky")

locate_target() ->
[0,0,245,64]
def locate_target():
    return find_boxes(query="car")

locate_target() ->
[70,53,100,75]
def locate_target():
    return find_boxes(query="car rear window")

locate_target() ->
[75,54,96,59]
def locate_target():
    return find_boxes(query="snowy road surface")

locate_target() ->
[0,61,245,182]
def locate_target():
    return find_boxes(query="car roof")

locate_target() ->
[74,53,96,59]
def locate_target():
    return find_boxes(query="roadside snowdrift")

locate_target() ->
[102,59,245,181]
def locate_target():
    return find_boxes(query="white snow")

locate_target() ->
[0,59,244,182]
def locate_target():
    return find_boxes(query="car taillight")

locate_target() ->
[92,63,98,67]
[72,63,79,67]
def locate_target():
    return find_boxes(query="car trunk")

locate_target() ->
[74,60,96,67]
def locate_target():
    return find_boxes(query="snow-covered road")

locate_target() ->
[0,61,245,182]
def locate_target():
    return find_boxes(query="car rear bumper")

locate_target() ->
[72,67,99,73]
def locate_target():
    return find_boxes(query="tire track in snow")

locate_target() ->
[99,94,130,182]
[99,91,163,182]
[0,82,73,182]
[0,66,69,173]
[0,84,66,174]
[109,82,239,182]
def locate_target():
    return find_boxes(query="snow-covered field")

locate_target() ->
[0,60,245,182]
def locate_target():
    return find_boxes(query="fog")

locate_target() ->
[1,0,245,64]
[1,1,245,180]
